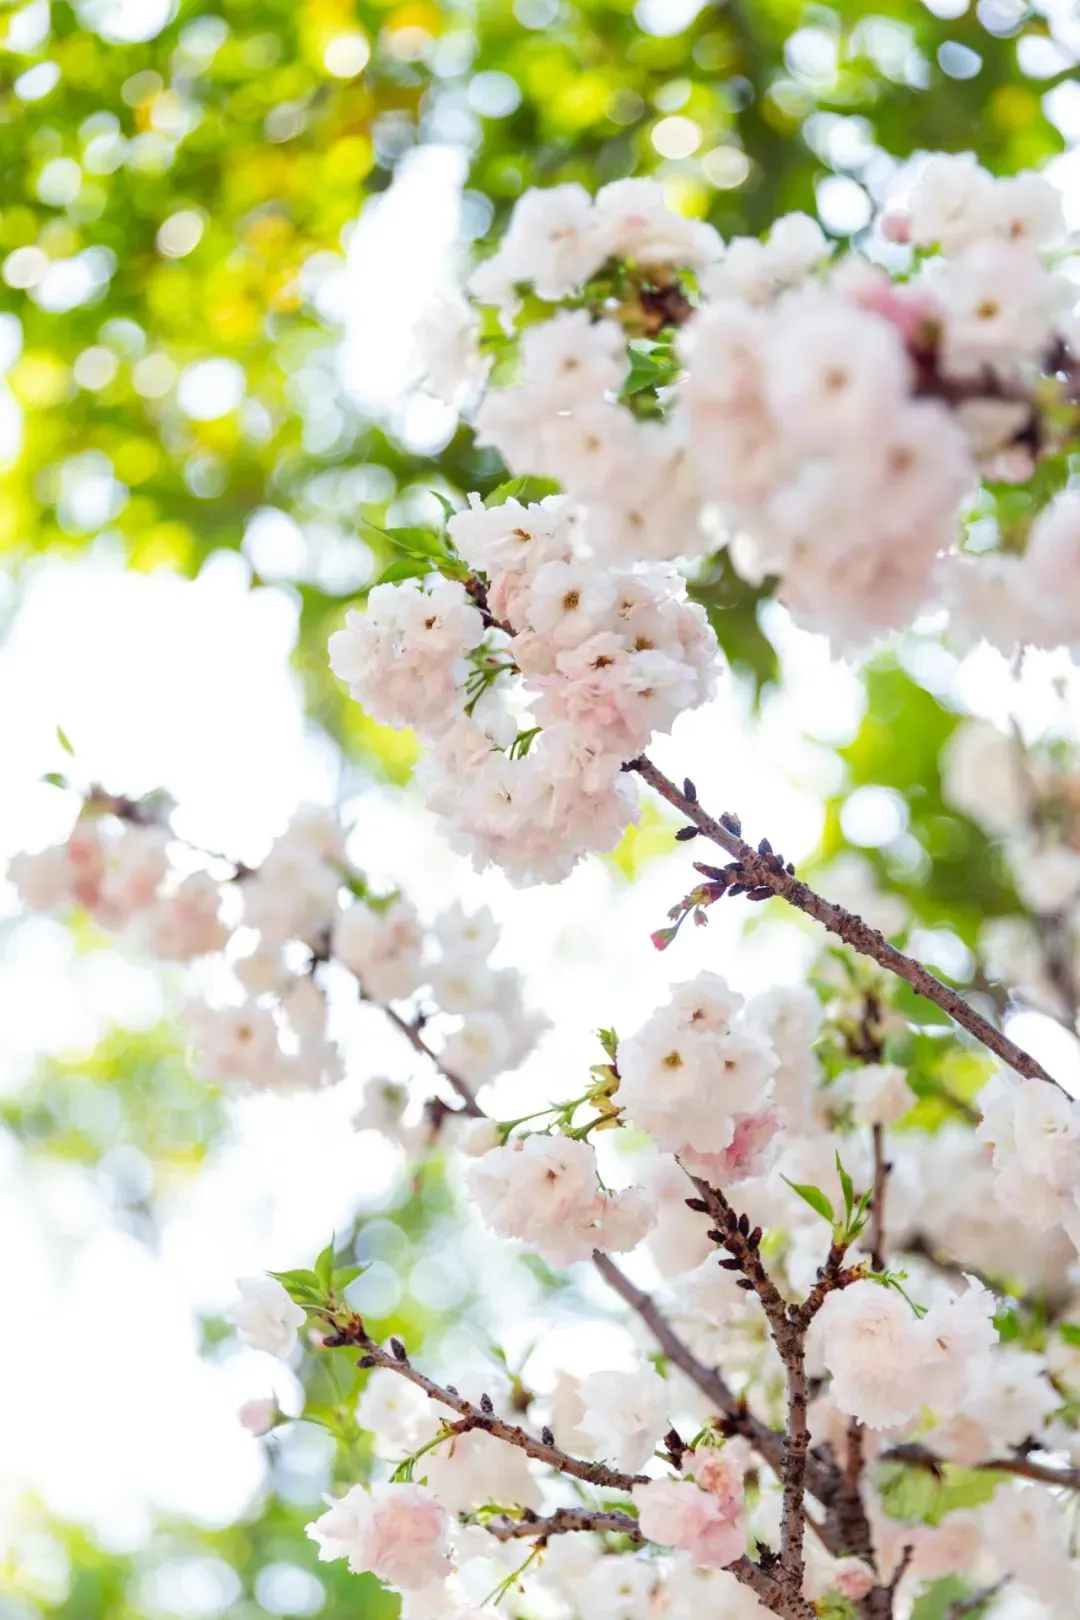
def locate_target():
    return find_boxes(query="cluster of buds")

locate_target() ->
[653,809,796,951]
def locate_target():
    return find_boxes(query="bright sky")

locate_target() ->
[4,131,1080,1572]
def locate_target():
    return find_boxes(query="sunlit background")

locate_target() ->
[4,0,1080,1616]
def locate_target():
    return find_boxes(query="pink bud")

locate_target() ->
[239,1397,277,1436]
[835,1559,875,1600]
[880,210,912,244]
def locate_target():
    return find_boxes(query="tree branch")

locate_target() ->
[324,1316,647,1493]
[328,1308,817,1616]
[689,1178,792,1338]
[364,984,844,1529]
[945,1577,1008,1618]
[724,1558,816,1620]
[353,865,882,1608]
[882,1441,1080,1491]
[373,998,484,1118]
[779,1336,810,1589]
[483,1507,641,1541]
[869,1124,888,1275]
[629,755,1062,1092]
[687,1178,842,1600]
[589,1250,823,1488]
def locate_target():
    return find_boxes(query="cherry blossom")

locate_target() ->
[307,1483,452,1589]
[231,1276,306,1358]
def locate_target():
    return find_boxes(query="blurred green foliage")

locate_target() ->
[813,660,1021,945]
[0,0,1073,752]
[1,1023,222,1181]
[1,1498,399,1620]
[2,1,1078,1613]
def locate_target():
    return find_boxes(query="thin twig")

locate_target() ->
[367,986,847,1521]
[629,755,1062,1092]
[978,1454,1080,1488]
[327,1312,809,1613]
[360,915,876,1605]
[945,1576,1009,1618]
[902,1233,1072,1323]
[870,1124,888,1274]
[887,1542,916,1596]
[484,1507,641,1541]
[832,1417,875,1567]
[587,1251,840,1496]
[323,1317,646,1493]
[793,1241,862,1331]
[883,1441,1080,1491]
[375,999,484,1117]
[690,1178,791,1338]
[902,1234,999,1295]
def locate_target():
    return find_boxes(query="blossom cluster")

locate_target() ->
[465,1133,653,1267]
[616,971,780,1181]
[8,806,225,958]
[329,161,1080,887]
[14,156,1080,1620]
[978,1074,1080,1253]
[812,1275,998,1430]
[414,161,1080,659]
[222,949,1080,1618]
[330,493,717,885]
[8,792,545,1105]
[16,771,1080,1615]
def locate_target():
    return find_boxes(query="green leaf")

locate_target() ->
[41,771,69,790]
[929,1468,1000,1522]
[1059,1322,1080,1347]
[314,1239,335,1293]
[429,490,459,521]
[878,1461,943,1525]
[380,526,451,559]
[332,1263,369,1293]
[375,558,433,586]
[910,1577,976,1620]
[486,476,561,507]
[269,1267,325,1308]
[508,725,542,760]
[597,1028,619,1061]
[994,1307,1024,1343]
[360,521,459,574]
[621,340,680,402]
[56,725,75,757]
[781,1178,835,1224]
[835,1153,855,1226]
[688,551,779,701]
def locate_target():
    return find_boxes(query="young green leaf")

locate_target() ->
[332,1263,368,1294]
[781,1178,835,1224]
[597,1027,619,1061]
[314,1239,335,1293]
[835,1152,855,1226]
[428,489,458,521]
[375,558,433,586]
[486,475,560,508]
[268,1268,325,1308]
